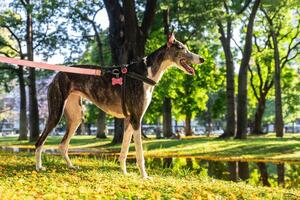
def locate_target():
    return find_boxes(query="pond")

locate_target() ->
[1,146,300,189]
[127,157,300,189]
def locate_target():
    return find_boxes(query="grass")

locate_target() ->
[0,151,299,199]
[1,134,300,162]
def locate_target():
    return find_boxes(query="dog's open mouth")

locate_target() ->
[180,59,195,75]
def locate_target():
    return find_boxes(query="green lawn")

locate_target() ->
[1,134,300,162]
[0,151,299,199]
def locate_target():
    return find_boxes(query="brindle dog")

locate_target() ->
[35,34,204,178]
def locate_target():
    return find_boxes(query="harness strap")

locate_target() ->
[120,71,156,117]
[121,74,129,117]
[126,72,157,86]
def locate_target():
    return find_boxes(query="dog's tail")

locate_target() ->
[35,73,70,148]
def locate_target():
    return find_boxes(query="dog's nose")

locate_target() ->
[199,57,205,63]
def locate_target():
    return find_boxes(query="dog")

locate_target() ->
[35,34,204,178]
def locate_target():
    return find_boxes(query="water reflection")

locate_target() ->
[127,157,300,189]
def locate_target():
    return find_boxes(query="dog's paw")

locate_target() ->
[69,165,80,170]
[121,170,128,176]
[142,174,152,180]
[36,166,46,171]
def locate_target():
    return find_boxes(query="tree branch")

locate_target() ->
[232,37,243,53]
[256,61,264,93]
[0,51,11,57]
[223,0,230,14]
[237,0,252,15]
[248,64,260,100]
[182,30,197,43]
[20,0,27,7]
[141,0,157,38]
[123,0,138,35]
[253,33,262,52]
[92,7,103,22]
[0,109,12,114]
[280,21,300,68]
[217,20,226,44]
[0,42,20,54]
[1,25,22,54]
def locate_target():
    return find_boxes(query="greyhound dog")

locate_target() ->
[35,34,204,178]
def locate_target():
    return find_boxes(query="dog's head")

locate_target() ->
[164,33,204,75]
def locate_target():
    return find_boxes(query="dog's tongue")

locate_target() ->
[180,59,195,75]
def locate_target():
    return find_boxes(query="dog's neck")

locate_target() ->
[144,45,174,84]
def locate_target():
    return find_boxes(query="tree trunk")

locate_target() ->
[26,0,40,142]
[206,110,212,137]
[272,31,284,138]
[186,158,193,169]
[185,112,192,136]
[96,110,107,138]
[224,51,235,137]
[238,161,249,181]
[86,123,91,135]
[76,122,85,135]
[112,118,124,144]
[257,162,271,186]
[104,0,157,143]
[163,97,173,138]
[217,20,235,138]
[228,161,238,182]
[236,0,261,139]
[252,96,266,134]
[18,66,28,140]
[163,158,172,168]
[162,9,173,138]
[277,163,285,187]
[93,23,107,140]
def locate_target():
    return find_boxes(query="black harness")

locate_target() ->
[73,60,157,117]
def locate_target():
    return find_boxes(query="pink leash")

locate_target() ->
[0,56,102,76]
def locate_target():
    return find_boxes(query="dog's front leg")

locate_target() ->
[119,118,133,175]
[133,127,148,179]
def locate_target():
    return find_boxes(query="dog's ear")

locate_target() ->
[167,33,175,48]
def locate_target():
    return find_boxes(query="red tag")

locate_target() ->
[112,77,123,85]
[121,68,128,74]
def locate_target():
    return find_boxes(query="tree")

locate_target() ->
[23,0,40,142]
[170,0,254,138]
[104,0,157,143]
[235,0,261,139]
[162,8,173,138]
[216,1,236,138]
[248,2,300,134]
[261,1,300,137]
[0,26,28,140]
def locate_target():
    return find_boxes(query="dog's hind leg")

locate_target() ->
[59,94,83,169]
[119,117,134,175]
[35,81,67,171]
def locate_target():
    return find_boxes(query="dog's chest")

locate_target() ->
[143,84,154,111]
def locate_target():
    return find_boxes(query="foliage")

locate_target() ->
[0,151,299,199]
